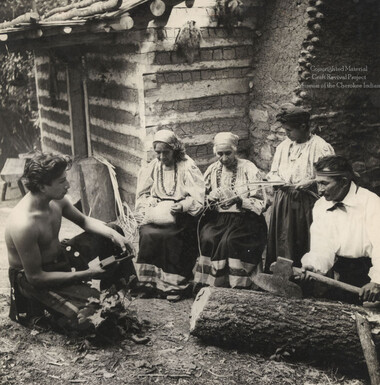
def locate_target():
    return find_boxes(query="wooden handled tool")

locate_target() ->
[88,250,134,270]
[252,257,361,299]
[292,266,360,294]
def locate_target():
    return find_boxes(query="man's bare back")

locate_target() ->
[6,193,65,270]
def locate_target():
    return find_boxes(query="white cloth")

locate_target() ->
[214,132,239,148]
[301,182,380,284]
[135,155,205,217]
[267,134,334,184]
[204,158,266,215]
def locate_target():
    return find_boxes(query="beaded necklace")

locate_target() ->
[159,162,178,196]
[216,159,238,190]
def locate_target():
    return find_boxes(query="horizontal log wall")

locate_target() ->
[34,0,263,206]
[35,54,72,155]
[84,46,145,206]
[140,0,260,171]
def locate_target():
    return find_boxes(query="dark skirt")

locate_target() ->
[135,213,198,294]
[194,211,267,288]
[266,187,317,272]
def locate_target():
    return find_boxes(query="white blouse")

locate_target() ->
[267,134,335,184]
[204,158,266,215]
[135,156,205,217]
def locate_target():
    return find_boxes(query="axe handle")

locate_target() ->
[293,267,361,295]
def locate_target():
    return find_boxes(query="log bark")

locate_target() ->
[45,0,122,21]
[45,0,108,18]
[190,287,380,374]
[0,12,40,30]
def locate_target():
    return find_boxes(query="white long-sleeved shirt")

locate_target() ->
[204,158,266,215]
[301,182,380,284]
[135,156,205,217]
[267,134,335,184]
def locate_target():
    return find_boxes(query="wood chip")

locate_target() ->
[138,374,191,378]
[206,369,230,378]
[48,361,64,367]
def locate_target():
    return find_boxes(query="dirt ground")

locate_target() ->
[0,184,369,385]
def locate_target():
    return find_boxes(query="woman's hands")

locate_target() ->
[170,203,183,214]
[206,188,241,209]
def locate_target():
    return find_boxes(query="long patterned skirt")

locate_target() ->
[194,211,267,288]
[265,187,317,272]
[135,213,198,294]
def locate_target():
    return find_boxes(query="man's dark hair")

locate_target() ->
[23,153,72,193]
[314,155,355,180]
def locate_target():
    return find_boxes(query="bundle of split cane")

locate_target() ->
[93,156,139,243]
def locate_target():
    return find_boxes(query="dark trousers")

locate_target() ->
[9,224,135,325]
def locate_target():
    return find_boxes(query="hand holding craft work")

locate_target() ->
[143,200,176,225]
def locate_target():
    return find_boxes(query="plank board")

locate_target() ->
[0,158,26,183]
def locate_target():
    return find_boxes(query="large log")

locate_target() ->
[190,287,380,374]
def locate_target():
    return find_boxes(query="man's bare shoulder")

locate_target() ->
[54,195,72,209]
[6,200,39,240]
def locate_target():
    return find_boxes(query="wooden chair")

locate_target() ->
[0,158,27,201]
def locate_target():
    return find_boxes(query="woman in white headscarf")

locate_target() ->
[193,132,267,290]
[135,129,204,300]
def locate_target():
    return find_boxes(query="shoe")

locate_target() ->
[166,294,182,302]
[137,285,159,299]
[29,315,51,331]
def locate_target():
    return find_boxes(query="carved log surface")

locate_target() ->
[190,287,380,373]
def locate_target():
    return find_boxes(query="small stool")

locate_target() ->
[0,158,27,201]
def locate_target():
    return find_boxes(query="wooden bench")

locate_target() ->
[0,158,27,201]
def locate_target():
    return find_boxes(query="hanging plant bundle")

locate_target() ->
[215,0,245,30]
[174,20,202,64]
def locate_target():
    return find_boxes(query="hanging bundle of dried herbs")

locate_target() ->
[174,20,202,64]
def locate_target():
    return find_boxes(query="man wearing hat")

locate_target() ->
[301,155,380,303]
[265,103,334,271]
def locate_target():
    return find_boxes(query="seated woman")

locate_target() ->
[194,132,268,290]
[135,129,204,300]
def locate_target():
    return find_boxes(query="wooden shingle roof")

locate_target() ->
[0,0,177,48]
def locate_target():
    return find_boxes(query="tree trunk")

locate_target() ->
[190,287,380,374]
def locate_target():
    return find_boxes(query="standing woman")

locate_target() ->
[194,132,268,289]
[265,103,334,271]
[135,129,204,300]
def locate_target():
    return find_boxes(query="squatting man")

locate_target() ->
[5,153,135,329]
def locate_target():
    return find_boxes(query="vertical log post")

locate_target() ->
[355,313,380,385]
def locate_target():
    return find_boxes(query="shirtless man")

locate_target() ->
[5,153,134,327]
